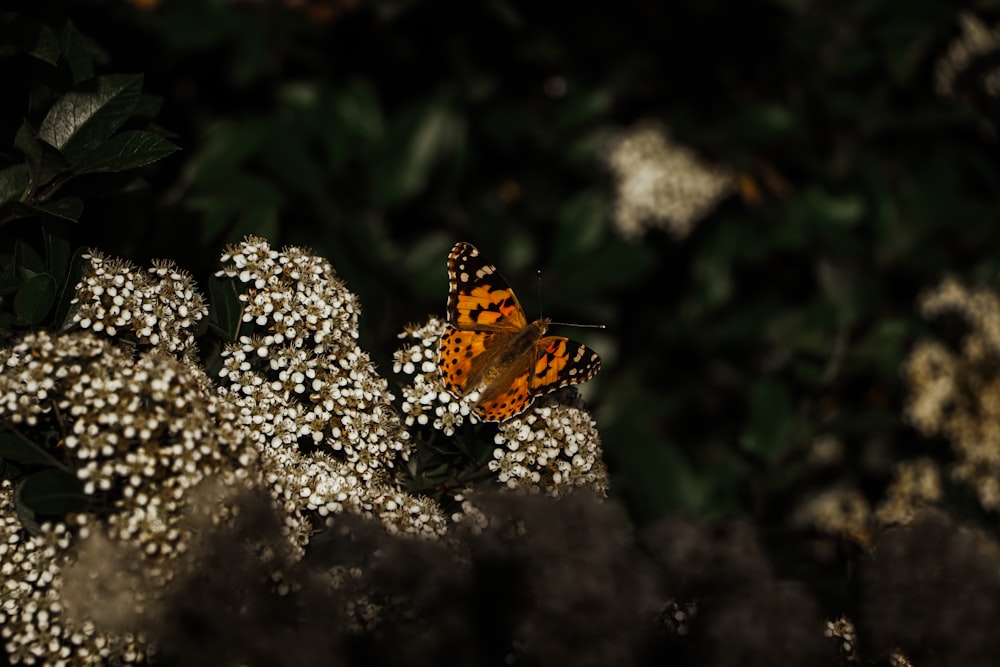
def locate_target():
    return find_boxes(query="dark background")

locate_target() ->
[4,0,999,526]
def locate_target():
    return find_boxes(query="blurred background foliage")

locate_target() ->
[3,0,1000,533]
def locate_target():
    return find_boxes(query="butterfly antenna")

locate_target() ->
[549,321,607,329]
[537,268,544,320]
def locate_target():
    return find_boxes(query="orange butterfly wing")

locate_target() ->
[445,242,527,332]
[439,328,496,397]
[475,359,533,421]
[439,242,601,422]
[530,336,601,393]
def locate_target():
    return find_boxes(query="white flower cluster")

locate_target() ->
[824,616,859,663]
[935,13,1000,99]
[0,330,255,664]
[394,318,608,496]
[0,237,614,664]
[0,484,146,666]
[216,237,446,544]
[0,331,253,526]
[824,615,914,665]
[69,251,207,357]
[905,278,1000,511]
[792,487,871,546]
[490,396,608,496]
[605,122,733,240]
[393,317,478,436]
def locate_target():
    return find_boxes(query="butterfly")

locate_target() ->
[438,242,601,422]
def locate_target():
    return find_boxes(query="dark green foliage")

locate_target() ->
[16,467,87,515]
[0,13,182,531]
[3,0,1000,660]
[0,13,179,338]
[1,0,994,520]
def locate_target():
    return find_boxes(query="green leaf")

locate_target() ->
[795,186,866,230]
[25,197,84,223]
[741,378,792,465]
[17,468,88,516]
[0,164,28,207]
[14,122,43,183]
[71,130,179,174]
[14,272,57,324]
[38,74,143,166]
[0,272,20,295]
[7,197,85,225]
[188,171,282,243]
[44,222,73,285]
[183,120,268,184]
[555,88,613,130]
[0,431,61,466]
[15,122,71,192]
[734,103,799,145]
[0,14,60,65]
[208,276,243,341]
[15,238,46,273]
[854,318,910,379]
[371,102,465,206]
[329,80,383,152]
[52,247,88,328]
[554,191,607,257]
[58,20,104,84]
[13,482,42,536]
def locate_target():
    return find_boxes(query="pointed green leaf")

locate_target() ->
[0,164,28,207]
[43,222,73,285]
[0,272,20,295]
[30,197,84,223]
[58,20,104,84]
[371,102,465,206]
[38,74,143,165]
[208,276,243,341]
[741,378,792,465]
[71,130,179,174]
[15,238,45,273]
[13,481,43,535]
[555,191,607,257]
[14,122,42,183]
[18,468,88,516]
[52,247,89,328]
[0,431,62,466]
[0,14,60,65]
[7,197,84,225]
[14,272,57,324]
[183,120,269,184]
[16,124,71,191]
[187,172,282,243]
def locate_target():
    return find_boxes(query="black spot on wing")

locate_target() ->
[445,241,517,325]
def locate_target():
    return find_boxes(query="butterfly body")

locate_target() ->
[439,242,600,422]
